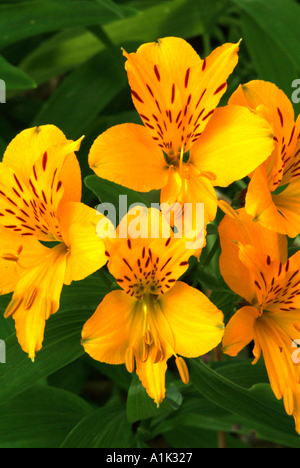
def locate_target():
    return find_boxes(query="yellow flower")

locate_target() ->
[219,208,300,433]
[0,125,108,360]
[229,80,300,237]
[89,37,274,224]
[82,206,224,406]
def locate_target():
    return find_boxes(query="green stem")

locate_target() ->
[202,236,220,267]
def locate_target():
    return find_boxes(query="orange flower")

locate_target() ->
[82,206,224,406]
[229,80,300,237]
[89,37,274,224]
[0,125,108,360]
[219,208,300,433]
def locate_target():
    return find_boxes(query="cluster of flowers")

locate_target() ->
[1,37,300,433]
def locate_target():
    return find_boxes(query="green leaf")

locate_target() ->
[233,0,300,70]
[84,175,149,226]
[59,275,111,312]
[0,385,93,448]
[197,264,227,291]
[0,309,91,405]
[0,0,136,48]
[32,48,127,139]
[189,358,300,447]
[0,56,36,91]
[238,11,298,98]
[60,404,133,448]
[20,0,205,86]
[127,373,183,423]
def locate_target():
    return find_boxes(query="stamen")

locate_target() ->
[141,339,149,362]
[175,356,190,384]
[4,296,23,318]
[144,329,153,345]
[24,287,38,310]
[152,346,163,364]
[1,253,19,262]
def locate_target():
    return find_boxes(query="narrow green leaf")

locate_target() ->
[20,0,205,86]
[0,56,36,91]
[0,309,92,405]
[127,374,183,423]
[60,404,133,448]
[239,11,298,98]
[0,0,136,48]
[233,0,300,70]
[197,264,226,291]
[84,175,149,226]
[0,385,93,448]
[190,358,300,447]
[32,48,127,138]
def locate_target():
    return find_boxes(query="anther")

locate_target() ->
[152,346,163,364]
[4,296,23,318]
[24,287,38,310]
[175,356,190,384]
[141,339,149,362]
[1,253,19,262]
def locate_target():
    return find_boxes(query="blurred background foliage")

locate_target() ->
[1,0,300,449]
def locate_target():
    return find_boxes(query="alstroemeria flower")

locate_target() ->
[229,80,300,237]
[0,125,109,360]
[89,37,274,225]
[82,206,224,406]
[219,208,300,433]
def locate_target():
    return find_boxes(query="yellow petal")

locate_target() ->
[245,164,300,237]
[124,39,240,156]
[190,105,274,187]
[158,281,224,357]
[58,202,109,285]
[222,306,259,356]
[229,80,299,189]
[9,243,68,359]
[255,314,299,401]
[89,123,169,192]
[81,290,136,365]
[160,162,218,225]
[3,126,67,184]
[0,135,82,243]
[135,355,167,407]
[218,208,287,302]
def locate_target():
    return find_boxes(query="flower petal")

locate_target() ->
[3,125,67,184]
[218,208,287,302]
[8,243,68,360]
[135,356,168,407]
[89,123,169,192]
[58,202,109,285]
[190,105,274,187]
[222,306,259,356]
[124,39,240,156]
[158,281,224,357]
[245,164,300,237]
[81,290,136,365]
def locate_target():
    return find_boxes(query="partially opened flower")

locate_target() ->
[89,37,274,224]
[229,80,300,237]
[219,209,300,433]
[82,206,224,406]
[0,125,109,360]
